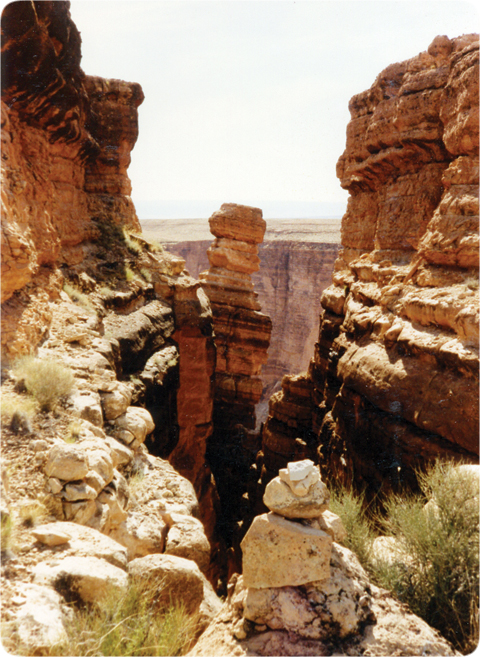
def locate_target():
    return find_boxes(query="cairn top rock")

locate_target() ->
[264,461,329,517]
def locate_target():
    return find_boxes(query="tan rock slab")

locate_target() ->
[263,475,329,518]
[99,382,132,421]
[241,512,332,588]
[15,583,68,653]
[32,521,128,569]
[34,556,128,605]
[164,512,211,573]
[44,443,89,481]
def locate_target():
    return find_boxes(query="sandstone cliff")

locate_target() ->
[1,0,220,582]
[260,34,479,500]
[144,220,341,424]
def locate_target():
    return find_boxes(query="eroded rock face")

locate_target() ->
[260,34,479,499]
[1,1,143,360]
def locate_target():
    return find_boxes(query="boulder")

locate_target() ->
[15,583,69,653]
[112,407,155,445]
[100,383,132,421]
[164,513,211,573]
[108,509,169,560]
[70,390,103,427]
[241,512,332,588]
[31,521,128,569]
[33,556,128,605]
[128,553,221,622]
[104,436,133,467]
[44,443,89,481]
[312,509,348,543]
[263,475,329,518]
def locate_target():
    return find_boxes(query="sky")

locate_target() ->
[46,2,480,218]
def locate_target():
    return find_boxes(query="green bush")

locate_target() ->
[329,485,376,569]
[331,461,479,654]
[13,356,75,412]
[376,462,479,653]
[53,581,200,656]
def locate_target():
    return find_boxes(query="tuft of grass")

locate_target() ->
[17,498,48,529]
[63,283,96,312]
[64,421,83,444]
[465,276,479,291]
[144,237,165,254]
[52,581,200,656]
[329,485,376,568]
[12,356,75,412]
[124,265,136,283]
[1,393,37,427]
[140,267,153,283]
[123,228,143,255]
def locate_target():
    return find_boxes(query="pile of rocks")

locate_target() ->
[237,459,374,641]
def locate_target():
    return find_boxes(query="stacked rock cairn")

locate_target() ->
[235,459,375,642]
[241,459,343,589]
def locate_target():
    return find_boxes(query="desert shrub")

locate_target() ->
[53,581,200,656]
[373,461,479,653]
[329,485,376,570]
[1,393,37,428]
[12,356,75,412]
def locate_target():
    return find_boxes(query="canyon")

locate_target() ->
[1,2,478,655]
[141,217,341,423]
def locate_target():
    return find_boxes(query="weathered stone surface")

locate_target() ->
[188,544,456,657]
[31,521,128,569]
[14,583,69,653]
[34,556,128,605]
[164,512,211,573]
[315,510,347,543]
[44,443,89,481]
[100,383,132,421]
[241,513,332,588]
[111,406,155,445]
[70,390,103,427]
[128,553,210,616]
[263,474,329,518]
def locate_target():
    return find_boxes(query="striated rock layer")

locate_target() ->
[0,1,221,579]
[200,204,272,557]
[260,34,479,500]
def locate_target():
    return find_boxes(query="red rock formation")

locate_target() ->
[200,204,272,432]
[1,1,143,360]
[199,204,271,556]
[261,34,479,500]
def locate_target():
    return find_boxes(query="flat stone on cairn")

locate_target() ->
[264,458,330,517]
[241,459,338,589]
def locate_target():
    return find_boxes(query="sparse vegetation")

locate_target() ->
[63,283,96,312]
[124,264,136,282]
[465,276,479,290]
[123,228,143,255]
[12,356,75,412]
[331,460,479,654]
[140,267,152,282]
[17,498,48,529]
[1,393,37,427]
[52,581,200,656]
[64,421,83,443]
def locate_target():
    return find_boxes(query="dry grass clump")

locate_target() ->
[63,283,95,312]
[52,581,200,656]
[12,356,75,412]
[331,460,479,654]
[1,393,37,431]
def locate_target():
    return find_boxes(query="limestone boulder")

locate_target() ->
[316,509,347,543]
[164,512,211,573]
[31,521,128,569]
[14,583,69,654]
[104,436,134,468]
[263,474,329,518]
[111,406,155,445]
[278,459,320,497]
[99,382,132,421]
[108,509,169,560]
[128,553,221,623]
[241,512,332,588]
[44,443,89,481]
[70,390,103,427]
[34,556,128,605]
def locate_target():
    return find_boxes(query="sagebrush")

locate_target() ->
[12,356,75,411]
[330,461,479,654]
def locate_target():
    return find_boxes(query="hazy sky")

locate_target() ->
[33,2,480,217]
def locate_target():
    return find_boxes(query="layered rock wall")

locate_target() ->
[260,34,479,499]
[1,1,143,359]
